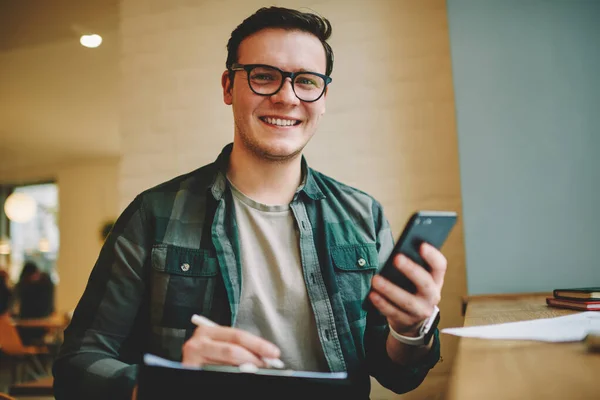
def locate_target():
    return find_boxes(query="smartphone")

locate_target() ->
[363,211,457,310]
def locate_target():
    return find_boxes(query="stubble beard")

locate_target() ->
[235,121,309,164]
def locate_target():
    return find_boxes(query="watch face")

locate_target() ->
[424,311,441,344]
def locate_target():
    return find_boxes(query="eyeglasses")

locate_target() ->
[229,63,332,103]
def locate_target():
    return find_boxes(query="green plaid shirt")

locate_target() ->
[53,144,440,400]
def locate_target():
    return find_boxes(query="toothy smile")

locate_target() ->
[260,117,301,127]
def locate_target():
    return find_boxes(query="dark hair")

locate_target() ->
[226,7,334,76]
[101,220,115,242]
[19,261,39,282]
[0,270,12,314]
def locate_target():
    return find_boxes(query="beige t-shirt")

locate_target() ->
[229,182,328,372]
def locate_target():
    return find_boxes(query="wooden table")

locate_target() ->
[446,294,600,400]
[13,313,67,329]
[12,312,68,349]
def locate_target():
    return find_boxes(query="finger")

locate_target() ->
[420,243,447,287]
[371,275,432,321]
[368,291,423,333]
[394,254,440,305]
[182,336,265,367]
[202,339,267,367]
[181,335,210,367]
[193,324,280,359]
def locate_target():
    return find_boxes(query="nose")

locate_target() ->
[270,78,300,105]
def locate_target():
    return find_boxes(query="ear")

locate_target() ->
[320,85,329,115]
[222,71,233,105]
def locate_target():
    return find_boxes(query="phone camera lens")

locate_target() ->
[416,218,421,225]
[424,218,432,225]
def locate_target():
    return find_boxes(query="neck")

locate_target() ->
[227,143,303,205]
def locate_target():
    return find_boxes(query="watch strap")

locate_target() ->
[389,305,440,346]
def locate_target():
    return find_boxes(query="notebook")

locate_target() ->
[546,297,600,311]
[137,354,357,400]
[553,287,600,301]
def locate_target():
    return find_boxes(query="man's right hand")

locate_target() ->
[181,324,280,368]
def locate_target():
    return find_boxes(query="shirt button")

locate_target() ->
[181,263,190,272]
[357,258,366,267]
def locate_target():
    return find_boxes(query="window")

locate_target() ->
[0,182,59,283]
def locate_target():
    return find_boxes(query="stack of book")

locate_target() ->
[546,287,600,311]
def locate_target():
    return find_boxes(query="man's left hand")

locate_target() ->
[368,242,447,337]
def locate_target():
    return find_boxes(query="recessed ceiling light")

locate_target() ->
[80,34,103,48]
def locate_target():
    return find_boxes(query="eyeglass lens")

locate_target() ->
[248,65,325,101]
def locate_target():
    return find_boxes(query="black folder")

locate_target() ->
[137,354,356,400]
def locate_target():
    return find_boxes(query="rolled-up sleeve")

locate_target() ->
[53,195,151,400]
[364,202,441,394]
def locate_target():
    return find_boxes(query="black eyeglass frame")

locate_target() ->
[229,63,332,103]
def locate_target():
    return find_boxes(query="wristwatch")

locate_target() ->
[389,306,440,346]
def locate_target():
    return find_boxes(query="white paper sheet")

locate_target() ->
[441,311,600,342]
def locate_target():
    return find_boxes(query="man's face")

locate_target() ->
[222,28,328,162]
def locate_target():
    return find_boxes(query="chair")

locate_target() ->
[0,314,50,384]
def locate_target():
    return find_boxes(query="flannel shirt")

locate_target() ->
[53,144,440,399]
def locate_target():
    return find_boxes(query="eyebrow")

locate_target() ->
[249,63,321,74]
[290,66,327,74]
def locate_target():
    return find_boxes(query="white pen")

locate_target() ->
[190,314,285,369]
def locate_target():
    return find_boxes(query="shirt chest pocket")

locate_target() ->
[331,243,379,323]
[150,244,220,328]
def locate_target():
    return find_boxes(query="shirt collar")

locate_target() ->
[209,143,325,201]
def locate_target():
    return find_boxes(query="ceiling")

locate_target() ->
[0,0,120,173]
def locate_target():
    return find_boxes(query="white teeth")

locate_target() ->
[264,117,297,126]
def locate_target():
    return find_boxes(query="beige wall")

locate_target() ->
[119,0,467,394]
[0,158,119,313]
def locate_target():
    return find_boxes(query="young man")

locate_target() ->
[53,7,446,400]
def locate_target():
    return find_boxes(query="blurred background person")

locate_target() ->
[0,269,13,316]
[15,261,55,345]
